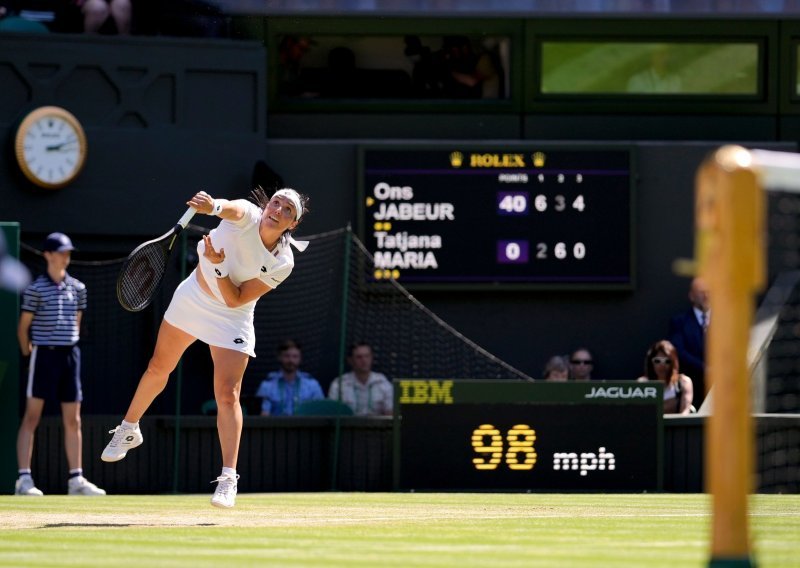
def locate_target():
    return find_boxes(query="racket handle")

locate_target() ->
[177,207,197,228]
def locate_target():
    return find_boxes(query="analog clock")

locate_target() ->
[14,106,88,189]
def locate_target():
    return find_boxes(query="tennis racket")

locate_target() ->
[116,207,197,312]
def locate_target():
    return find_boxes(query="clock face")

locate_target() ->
[15,106,88,189]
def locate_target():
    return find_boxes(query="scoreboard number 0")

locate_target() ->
[498,240,529,264]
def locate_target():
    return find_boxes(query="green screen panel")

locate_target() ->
[541,41,759,96]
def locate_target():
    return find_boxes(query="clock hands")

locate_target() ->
[45,139,78,152]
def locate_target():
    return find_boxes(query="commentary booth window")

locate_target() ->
[540,41,759,96]
[275,33,511,101]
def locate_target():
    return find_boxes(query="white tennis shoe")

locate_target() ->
[14,476,43,496]
[210,473,239,508]
[101,423,143,462]
[68,476,106,496]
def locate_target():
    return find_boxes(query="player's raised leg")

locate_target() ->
[102,320,196,462]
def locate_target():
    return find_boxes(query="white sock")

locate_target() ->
[221,467,236,478]
[121,419,138,429]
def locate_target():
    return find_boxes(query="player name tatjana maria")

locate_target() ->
[375,231,442,251]
[373,232,442,270]
[373,249,439,269]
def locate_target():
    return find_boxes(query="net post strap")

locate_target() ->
[725,147,800,193]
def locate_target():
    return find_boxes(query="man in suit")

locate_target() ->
[668,277,709,406]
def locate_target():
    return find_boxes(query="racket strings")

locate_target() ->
[117,243,169,311]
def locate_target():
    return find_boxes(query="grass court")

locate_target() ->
[0,493,798,567]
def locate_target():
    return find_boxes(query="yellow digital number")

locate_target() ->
[506,424,537,470]
[471,424,503,470]
[472,424,537,471]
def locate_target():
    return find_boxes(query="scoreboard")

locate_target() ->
[358,145,634,289]
[393,380,663,492]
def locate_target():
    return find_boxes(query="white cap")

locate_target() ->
[273,188,303,221]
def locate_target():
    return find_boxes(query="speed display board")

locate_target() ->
[358,145,634,289]
[393,380,663,492]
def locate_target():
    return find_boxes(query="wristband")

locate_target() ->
[211,199,225,216]
[212,257,229,278]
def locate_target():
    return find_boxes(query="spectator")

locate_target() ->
[35,0,130,34]
[626,45,682,94]
[441,35,500,99]
[15,232,105,496]
[76,0,131,35]
[668,277,709,405]
[637,339,694,414]
[0,0,55,31]
[568,348,595,381]
[321,45,359,98]
[404,35,444,97]
[328,342,393,416]
[542,355,569,381]
[277,34,314,97]
[255,339,323,416]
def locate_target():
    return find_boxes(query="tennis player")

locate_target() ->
[101,187,309,508]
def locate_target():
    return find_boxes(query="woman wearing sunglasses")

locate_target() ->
[637,339,695,414]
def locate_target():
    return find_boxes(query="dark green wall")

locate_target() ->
[0,223,21,491]
[0,28,797,411]
[0,34,267,248]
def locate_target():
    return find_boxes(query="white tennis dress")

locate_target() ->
[164,200,301,357]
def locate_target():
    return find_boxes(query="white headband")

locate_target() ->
[273,188,303,221]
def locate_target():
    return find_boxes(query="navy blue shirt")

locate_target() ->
[21,273,87,346]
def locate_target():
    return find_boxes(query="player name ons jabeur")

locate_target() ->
[372,202,454,220]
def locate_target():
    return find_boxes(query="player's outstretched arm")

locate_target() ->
[187,191,245,222]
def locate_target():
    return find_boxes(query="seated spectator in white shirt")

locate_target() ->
[328,342,393,416]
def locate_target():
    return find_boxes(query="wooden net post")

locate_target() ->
[696,145,764,568]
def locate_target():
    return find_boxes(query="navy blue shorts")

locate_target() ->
[27,345,83,403]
